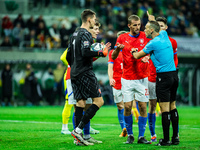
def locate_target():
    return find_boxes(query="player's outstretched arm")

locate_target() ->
[131,48,147,59]
[101,42,111,57]
[108,63,116,87]
[112,43,124,60]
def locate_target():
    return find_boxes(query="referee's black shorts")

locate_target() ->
[71,70,101,101]
[156,71,178,103]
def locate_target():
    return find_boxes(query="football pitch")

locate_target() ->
[0,106,200,150]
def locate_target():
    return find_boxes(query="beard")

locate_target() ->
[133,30,139,35]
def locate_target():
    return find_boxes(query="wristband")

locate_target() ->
[98,52,105,57]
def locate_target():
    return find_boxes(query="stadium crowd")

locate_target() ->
[1,0,200,50]
[0,62,113,107]
[0,0,200,106]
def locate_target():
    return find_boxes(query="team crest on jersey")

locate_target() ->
[84,41,89,46]
[140,39,144,43]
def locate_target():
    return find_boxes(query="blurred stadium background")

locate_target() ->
[0,0,200,107]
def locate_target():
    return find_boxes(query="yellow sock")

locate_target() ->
[132,108,139,122]
[156,102,161,116]
[62,100,73,124]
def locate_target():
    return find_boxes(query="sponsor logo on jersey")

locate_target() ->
[84,41,89,46]
[125,41,129,44]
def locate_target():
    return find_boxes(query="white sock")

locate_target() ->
[62,124,68,130]
[84,134,91,139]
[75,127,82,134]
[128,134,133,137]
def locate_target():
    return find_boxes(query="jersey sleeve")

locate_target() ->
[81,32,99,57]
[114,35,122,49]
[108,50,114,64]
[172,39,177,55]
[172,39,178,67]
[60,48,68,66]
[143,41,154,54]
[81,32,92,49]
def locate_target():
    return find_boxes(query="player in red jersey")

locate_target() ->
[108,31,128,137]
[112,15,151,144]
[147,16,179,144]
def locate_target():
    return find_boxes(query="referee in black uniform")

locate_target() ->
[67,9,110,146]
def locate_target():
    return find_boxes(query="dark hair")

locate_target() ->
[81,9,96,23]
[128,15,140,24]
[156,17,167,25]
[148,21,160,32]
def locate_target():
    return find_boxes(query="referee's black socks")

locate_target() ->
[75,106,84,128]
[78,104,99,130]
[170,108,179,138]
[162,112,170,142]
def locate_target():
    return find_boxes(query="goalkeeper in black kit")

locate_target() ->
[66,9,111,146]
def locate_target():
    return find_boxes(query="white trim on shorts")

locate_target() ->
[67,79,92,105]
[121,77,149,103]
[148,81,157,100]
[112,88,123,103]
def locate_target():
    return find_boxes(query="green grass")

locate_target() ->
[0,106,200,150]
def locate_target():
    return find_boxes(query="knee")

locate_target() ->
[170,101,176,110]
[139,105,147,116]
[149,103,156,114]
[101,99,104,106]
[94,98,104,108]
[117,103,124,110]
[140,106,146,114]
[124,104,132,113]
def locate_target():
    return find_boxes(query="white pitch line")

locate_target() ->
[0,120,199,130]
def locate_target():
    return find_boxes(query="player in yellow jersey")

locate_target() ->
[60,49,73,134]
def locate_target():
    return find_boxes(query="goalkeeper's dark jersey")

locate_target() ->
[67,28,98,80]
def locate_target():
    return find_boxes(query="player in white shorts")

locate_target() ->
[108,31,128,138]
[121,78,149,103]
[112,14,151,144]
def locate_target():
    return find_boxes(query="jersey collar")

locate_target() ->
[129,33,140,38]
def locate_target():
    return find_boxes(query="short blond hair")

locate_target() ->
[128,15,140,24]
